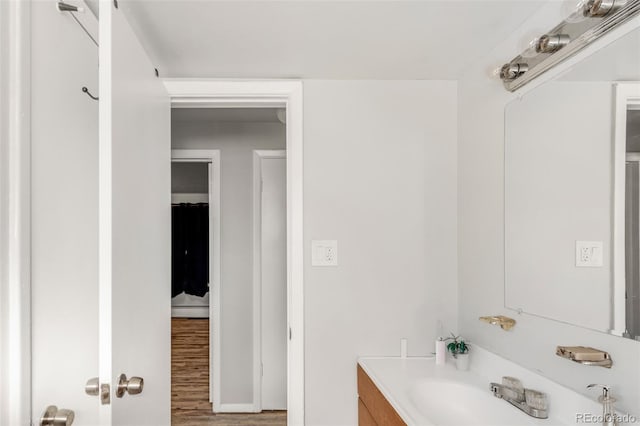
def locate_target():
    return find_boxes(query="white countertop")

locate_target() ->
[358,356,570,426]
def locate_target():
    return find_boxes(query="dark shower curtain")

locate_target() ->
[171,203,210,298]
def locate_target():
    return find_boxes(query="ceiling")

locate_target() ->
[120,0,546,79]
[172,107,284,123]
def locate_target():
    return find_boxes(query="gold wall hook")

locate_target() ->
[479,315,517,331]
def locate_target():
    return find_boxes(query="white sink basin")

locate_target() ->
[408,379,544,426]
[357,356,570,426]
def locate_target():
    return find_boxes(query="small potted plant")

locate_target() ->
[446,334,470,371]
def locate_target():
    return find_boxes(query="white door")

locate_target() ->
[99,1,171,425]
[260,155,287,410]
[30,1,100,424]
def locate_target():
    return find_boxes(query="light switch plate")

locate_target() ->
[575,241,603,267]
[311,240,338,266]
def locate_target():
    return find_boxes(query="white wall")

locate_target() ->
[505,81,612,331]
[302,80,458,426]
[171,120,286,404]
[458,5,640,416]
[31,1,99,424]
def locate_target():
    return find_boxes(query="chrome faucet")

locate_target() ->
[490,376,549,419]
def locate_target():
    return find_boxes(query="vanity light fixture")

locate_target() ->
[535,34,571,53]
[499,0,640,91]
[583,0,627,17]
[500,63,529,82]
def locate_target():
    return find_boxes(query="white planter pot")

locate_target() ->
[455,353,470,371]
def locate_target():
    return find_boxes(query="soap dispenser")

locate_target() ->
[587,384,618,426]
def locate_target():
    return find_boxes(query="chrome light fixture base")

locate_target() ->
[500,0,640,91]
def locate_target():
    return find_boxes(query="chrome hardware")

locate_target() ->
[101,383,111,405]
[40,405,75,426]
[500,63,529,82]
[535,34,571,53]
[490,376,549,419]
[587,384,618,426]
[479,315,516,331]
[56,1,83,13]
[499,0,640,91]
[85,377,111,404]
[587,383,614,399]
[116,374,144,398]
[556,346,613,368]
[85,377,99,396]
[583,0,626,17]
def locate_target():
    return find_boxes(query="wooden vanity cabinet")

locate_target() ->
[357,364,407,426]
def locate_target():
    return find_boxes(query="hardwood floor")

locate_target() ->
[171,318,286,426]
[172,410,287,426]
[172,318,211,412]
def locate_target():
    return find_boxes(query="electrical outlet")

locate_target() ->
[575,241,603,267]
[311,240,338,266]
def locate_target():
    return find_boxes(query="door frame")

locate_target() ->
[612,82,640,336]
[164,79,304,425]
[171,149,221,406]
[0,0,31,424]
[252,150,287,411]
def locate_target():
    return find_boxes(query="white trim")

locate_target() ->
[252,150,287,413]
[612,83,640,336]
[171,149,221,408]
[171,306,210,318]
[0,0,31,424]
[252,152,262,413]
[216,403,260,413]
[164,80,304,425]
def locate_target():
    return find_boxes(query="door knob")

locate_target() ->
[116,374,144,398]
[85,377,111,405]
[85,377,99,396]
[40,405,75,426]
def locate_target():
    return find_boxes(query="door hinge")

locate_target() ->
[260,179,263,193]
[113,0,118,9]
[289,327,292,340]
[261,363,264,377]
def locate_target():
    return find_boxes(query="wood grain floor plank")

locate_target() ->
[171,318,286,426]
[172,318,212,413]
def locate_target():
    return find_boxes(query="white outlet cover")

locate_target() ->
[311,240,338,266]
[575,241,604,267]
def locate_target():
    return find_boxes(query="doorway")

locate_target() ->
[170,108,288,425]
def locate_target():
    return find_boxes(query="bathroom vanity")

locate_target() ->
[357,347,614,426]
[357,363,406,426]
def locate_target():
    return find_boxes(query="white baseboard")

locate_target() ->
[216,403,260,413]
[171,306,209,318]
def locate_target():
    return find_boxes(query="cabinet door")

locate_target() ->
[99,1,171,424]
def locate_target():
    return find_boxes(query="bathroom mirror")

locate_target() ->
[504,26,640,340]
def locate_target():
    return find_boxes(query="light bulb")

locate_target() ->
[564,0,590,23]
[518,30,544,59]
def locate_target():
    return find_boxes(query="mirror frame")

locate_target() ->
[612,83,640,336]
